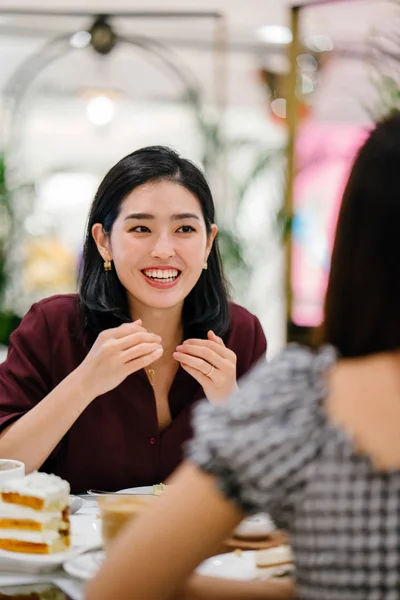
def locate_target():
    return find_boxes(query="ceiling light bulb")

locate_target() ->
[86,96,115,126]
[70,31,91,49]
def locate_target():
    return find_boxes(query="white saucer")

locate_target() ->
[63,547,293,583]
[64,550,105,581]
[196,550,293,581]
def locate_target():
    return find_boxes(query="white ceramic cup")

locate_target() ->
[0,459,25,486]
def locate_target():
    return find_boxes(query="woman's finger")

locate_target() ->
[107,320,146,339]
[173,352,217,377]
[116,331,162,352]
[180,338,233,361]
[174,345,226,371]
[122,342,163,364]
[123,346,163,375]
[179,363,210,386]
[207,330,225,346]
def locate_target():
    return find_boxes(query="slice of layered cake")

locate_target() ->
[0,472,70,554]
[255,545,293,569]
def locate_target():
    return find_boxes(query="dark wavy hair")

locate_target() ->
[79,146,230,339]
[321,111,400,357]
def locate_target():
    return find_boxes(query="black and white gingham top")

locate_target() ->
[187,344,400,599]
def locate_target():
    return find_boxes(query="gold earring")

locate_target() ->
[203,261,208,270]
[104,260,112,272]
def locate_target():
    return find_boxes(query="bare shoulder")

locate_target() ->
[326,352,400,469]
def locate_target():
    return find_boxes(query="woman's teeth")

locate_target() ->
[143,269,179,282]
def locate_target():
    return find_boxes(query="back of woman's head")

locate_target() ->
[79,146,230,338]
[323,111,400,357]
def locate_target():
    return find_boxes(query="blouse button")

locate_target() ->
[150,437,156,445]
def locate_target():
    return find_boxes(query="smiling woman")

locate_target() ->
[91,179,217,318]
[0,146,267,493]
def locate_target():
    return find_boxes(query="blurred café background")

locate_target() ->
[0,0,398,361]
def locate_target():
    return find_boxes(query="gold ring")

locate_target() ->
[206,364,215,378]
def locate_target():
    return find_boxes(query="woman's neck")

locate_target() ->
[129,302,183,352]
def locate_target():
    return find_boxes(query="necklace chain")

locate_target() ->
[147,364,156,386]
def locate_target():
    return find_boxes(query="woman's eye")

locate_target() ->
[177,225,196,233]
[129,226,150,233]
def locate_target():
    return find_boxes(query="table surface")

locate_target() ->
[0,496,283,598]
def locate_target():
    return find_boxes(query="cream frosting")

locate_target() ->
[234,513,275,539]
[0,528,61,543]
[0,501,62,523]
[1,472,70,504]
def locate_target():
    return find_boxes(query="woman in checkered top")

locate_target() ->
[87,114,400,600]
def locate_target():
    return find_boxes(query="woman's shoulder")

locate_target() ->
[226,303,267,369]
[226,302,265,343]
[226,343,338,417]
[23,294,81,335]
[257,343,338,394]
[35,293,79,310]
[228,302,260,325]
[188,343,339,515]
[32,294,80,320]
[273,343,337,373]
[7,294,84,365]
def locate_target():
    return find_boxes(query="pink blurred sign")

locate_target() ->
[292,122,369,326]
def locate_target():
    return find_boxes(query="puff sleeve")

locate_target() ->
[186,344,337,528]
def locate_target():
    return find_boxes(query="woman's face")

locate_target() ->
[92,180,217,314]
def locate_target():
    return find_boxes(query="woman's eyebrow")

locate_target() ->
[171,213,200,221]
[124,212,201,221]
[124,213,154,221]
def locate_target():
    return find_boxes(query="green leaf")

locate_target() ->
[0,311,21,346]
[217,227,247,270]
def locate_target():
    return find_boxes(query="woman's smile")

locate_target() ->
[141,266,182,289]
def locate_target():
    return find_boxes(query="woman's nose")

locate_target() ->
[150,234,176,259]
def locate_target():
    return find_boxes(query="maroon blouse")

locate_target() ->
[0,295,266,493]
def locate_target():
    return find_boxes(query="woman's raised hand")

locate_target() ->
[173,330,238,403]
[77,320,163,400]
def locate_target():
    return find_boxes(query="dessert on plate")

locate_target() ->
[152,483,166,496]
[255,544,293,569]
[233,513,275,540]
[0,472,70,554]
[222,513,287,553]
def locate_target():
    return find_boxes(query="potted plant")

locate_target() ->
[0,154,21,347]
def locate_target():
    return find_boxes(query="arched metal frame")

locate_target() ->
[0,10,228,314]
[3,32,202,162]
[0,10,228,191]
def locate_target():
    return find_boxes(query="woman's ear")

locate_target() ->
[205,224,218,260]
[91,223,112,261]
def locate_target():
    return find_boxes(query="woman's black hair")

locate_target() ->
[79,146,230,339]
[321,111,400,357]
